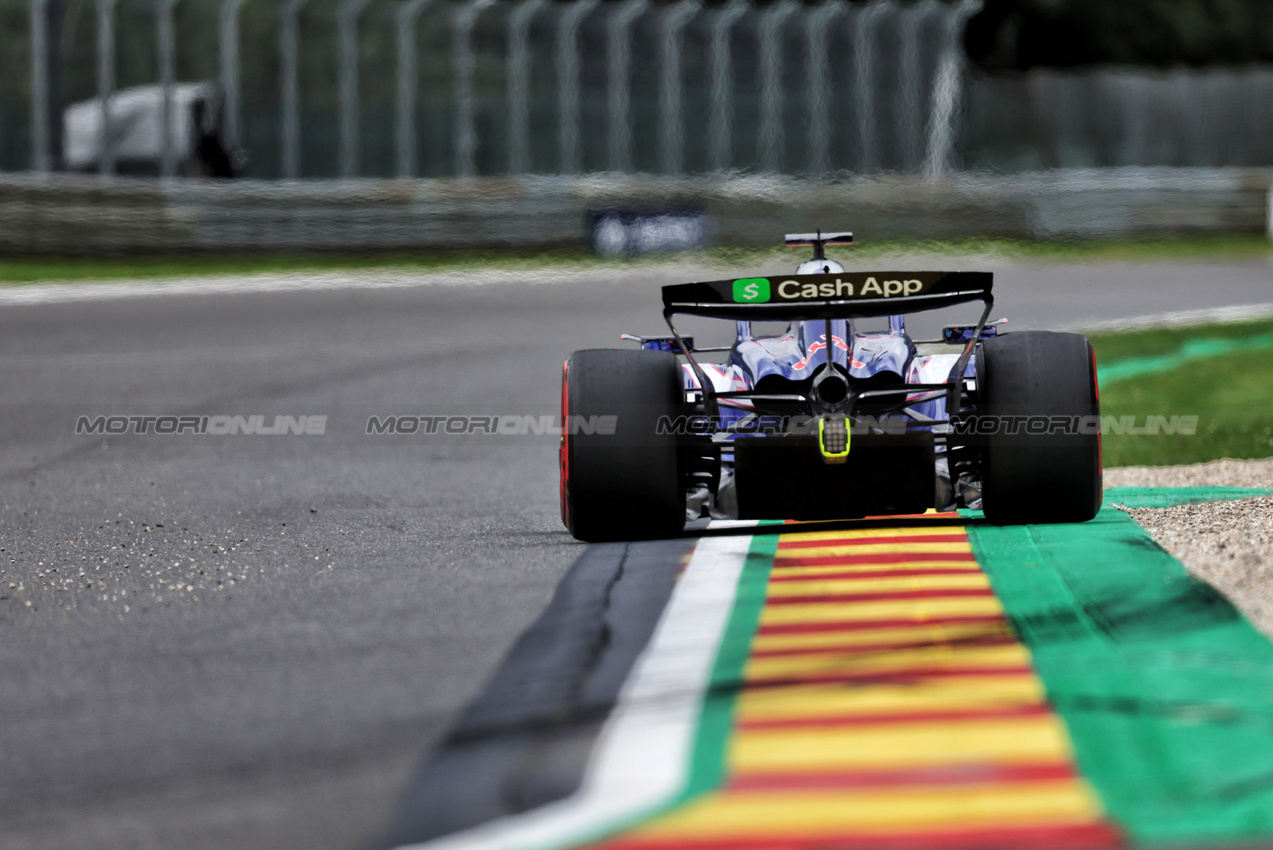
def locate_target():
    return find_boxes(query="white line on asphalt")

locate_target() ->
[0,261,742,307]
[394,532,753,850]
[1069,302,1273,333]
[703,519,764,530]
[0,271,562,307]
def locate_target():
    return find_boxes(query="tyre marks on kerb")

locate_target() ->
[596,523,1120,850]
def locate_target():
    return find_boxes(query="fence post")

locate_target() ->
[337,0,373,178]
[30,0,50,173]
[900,0,939,172]
[280,0,308,179]
[1267,179,1273,242]
[219,0,248,156]
[96,0,119,176]
[659,0,699,175]
[852,1,887,174]
[707,0,746,173]
[923,0,980,180]
[507,0,544,175]
[758,0,796,173]
[606,0,646,173]
[805,1,843,176]
[556,0,599,174]
[158,0,179,178]
[454,0,495,178]
[395,0,432,178]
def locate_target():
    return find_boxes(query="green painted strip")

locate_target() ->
[685,531,781,797]
[1098,332,1273,386]
[1104,486,1273,509]
[968,508,1273,845]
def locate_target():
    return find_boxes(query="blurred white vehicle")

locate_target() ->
[63,83,238,176]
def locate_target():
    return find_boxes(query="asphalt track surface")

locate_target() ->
[1,257,1270,850]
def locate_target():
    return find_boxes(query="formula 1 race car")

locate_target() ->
[560,231,1102,542]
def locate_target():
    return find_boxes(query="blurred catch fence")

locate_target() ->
[2,0,1273,254]
[6,0,1273,179]
[7,0,983,179]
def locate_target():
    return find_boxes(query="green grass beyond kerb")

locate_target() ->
[1089,316,1273,466]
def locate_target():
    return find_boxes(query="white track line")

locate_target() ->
[703,519,764,530]
[0,261,742,307]
[0,270,562,307]
[1069,302,1273,333]
[396,533,753,850]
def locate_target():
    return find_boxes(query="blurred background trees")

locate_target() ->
[965,0,1273,69]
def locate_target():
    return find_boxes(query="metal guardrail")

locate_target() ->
[1,168,1268,255]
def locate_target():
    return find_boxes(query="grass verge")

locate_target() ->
[1090,317,1273,466]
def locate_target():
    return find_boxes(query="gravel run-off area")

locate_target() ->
[1105,458,1273,636]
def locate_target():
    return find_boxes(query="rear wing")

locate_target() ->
[785,232,853,248]
[662,271,995,418]
[662,271,992,321]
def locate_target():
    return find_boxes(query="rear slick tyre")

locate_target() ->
[977,331,1102,525]
[560,349,686,542]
